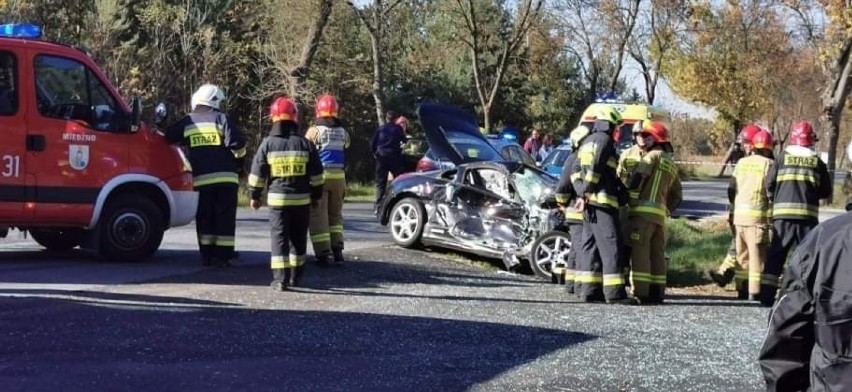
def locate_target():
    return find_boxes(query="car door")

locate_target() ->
[0,48,26,220]
[26,52,130,224]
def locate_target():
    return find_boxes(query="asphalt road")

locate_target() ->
[0,181,836,391]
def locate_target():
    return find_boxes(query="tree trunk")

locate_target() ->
[290,0,333,122]
[819,39,852,203]
[370,32,386,125]
[483,104,491,132]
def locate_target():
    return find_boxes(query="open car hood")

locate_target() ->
[417,103,504,166]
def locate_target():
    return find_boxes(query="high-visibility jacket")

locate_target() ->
[248,122,324,207]
[628,149,683,225]
[618,144,645,202]
[163,110,246,189]
[576,131,623,211]
[730,154,774,226]
[758,212,852,392]
[554,152,584,223]
[766,146,832,222]
[304,117,350,181]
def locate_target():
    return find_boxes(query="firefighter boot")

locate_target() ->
[271,269,291,291]
[705,268,734,288]
[315,254,331,267]
[332,248,345,265]
[290,266,305,288]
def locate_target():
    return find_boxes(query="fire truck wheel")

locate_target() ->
[98,194,165,262]
[30,228,84,251]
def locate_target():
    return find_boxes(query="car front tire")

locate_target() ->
[530,230,572,279]
[389,197,426,248]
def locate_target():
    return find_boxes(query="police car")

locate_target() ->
[539,141,573,178]
[0,24,197,261]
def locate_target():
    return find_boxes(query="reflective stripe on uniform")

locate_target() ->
[184,122,222,147]
[267,192,310,207]
[735,204,770,218]
[311,232,331,243]
[588,192,619,209]
[198,234,216,245]
[631,271,667,284]
[310,174,325,187]
[630,201,667,218]
[271,254,307,269]
[268,151,309,177]
[215,236,235,247]
[323,168,345,180]
[329,225,343,234]
[585,172,601,184]
[574,270,603,283]
[603,273,625,286]
[248,173,265,187]
[772,202,818,218]
[761,273,780,287]
[194,171,239,187]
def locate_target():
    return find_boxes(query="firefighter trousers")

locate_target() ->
[563,223,583,294]
[761,219,816,302]
[269,206,310,284]
[576,205,626,301]
[627,218,667,301]
[309,178,345,258]
[735,224,770,295]
[196,184,238,262]
[714,214,745,291]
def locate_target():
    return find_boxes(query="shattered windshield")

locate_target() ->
[512,165,557,205]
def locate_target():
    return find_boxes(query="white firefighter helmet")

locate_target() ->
[190,84,225,110]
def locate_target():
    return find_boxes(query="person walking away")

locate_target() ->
[305,95,350,266]
[248,97,324,291]
[758,198,852,391]
[729,129,774,301]
[707,124,761,297]
[574,107,631,304]
[371,111,407,211]
[539,133,556,163]
[759,121,832,307]
[162,84,246,267]
[623,122,682,304]
[524,129,542,162]
[554,125,592,295]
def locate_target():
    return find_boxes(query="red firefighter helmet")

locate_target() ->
[643,122,670,143]
[270,97,298,123]
[738,124,761,145]
[315,94,339,118]
[789,121,816,147]
[752,129,773,149]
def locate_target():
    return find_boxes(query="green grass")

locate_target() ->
[344,182,376,202]
[666,217,731,287]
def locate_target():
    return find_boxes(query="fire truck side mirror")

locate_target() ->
[130,96,142,132]
[154,102,168,125]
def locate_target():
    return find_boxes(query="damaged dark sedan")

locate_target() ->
[376,103,572,279]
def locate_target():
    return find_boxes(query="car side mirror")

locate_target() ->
[130,96,142,132]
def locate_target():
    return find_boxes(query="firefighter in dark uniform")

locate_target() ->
[759,121,832,307]
[248,97,324,291]
[574,107,630,304]
[758,210,852,392]
[707,124,761,297]
[554,125,592,294]
[163,84,246,267]
[623,122,682,304]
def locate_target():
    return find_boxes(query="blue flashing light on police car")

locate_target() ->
[0,23,42,39]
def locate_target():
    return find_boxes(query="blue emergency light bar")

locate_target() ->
[0,23,42,39]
